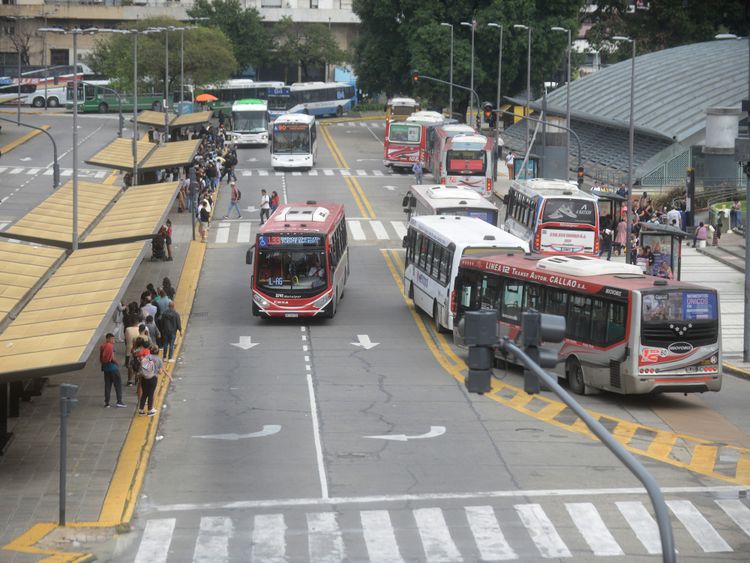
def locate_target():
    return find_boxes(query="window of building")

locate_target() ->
[261,0,283,7]
[50,49,69,67]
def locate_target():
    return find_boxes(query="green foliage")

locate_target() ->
[87,17,236,94]
[188,0,270,72]
[273,17,348,82]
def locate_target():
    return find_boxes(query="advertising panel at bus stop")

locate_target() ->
[640,223,688,280]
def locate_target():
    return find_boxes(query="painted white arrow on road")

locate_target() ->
[364,426,446,442]
[383,185,397,191]
[192,425,281,440]
[351,334,379,350]
[231,336,259,350]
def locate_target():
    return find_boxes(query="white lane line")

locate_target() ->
[237,222,252,244]
[258,169,269,176]
[307,512,344,562]
[26,168,41,175]
[10,167,24,174]
[515,503,571,558]
[371,220,389,240]
[465,505,517,561]
[215,221,230,244]
[292,171,302,176]
[347,220,366,241]
[251,514,287,563]
[193,516,233,563]
[95,170,107,178]
[667,500,731,552]
[308,169,318,176]
[391,221,407,240]
[340,169,351,176]
[373,169,384,176]
[0,222,9,231]
[307,371,328,498]
[565,502,623,556]
[241,169,252,176]
[134,518,175,563]
[617,501,662,554]
[61,169,72,176]
[361,510,404,563]
[43,168,53,175]
[323,169,334,176]
[413,507,462,562]
[0,167,7,174]
[356,169,367,176]
[275,171,284,176]
[303,345,308,352]
[716,499,750,537]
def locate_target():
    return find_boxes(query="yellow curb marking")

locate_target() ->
[0,124,50,155]
[382,248,750,486]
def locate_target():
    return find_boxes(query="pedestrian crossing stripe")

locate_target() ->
[0,165,107,179]
[210,219,408,245]
[238,168,396,178]
[132,498,748,561]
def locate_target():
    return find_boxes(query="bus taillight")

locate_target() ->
[486,178,492,193]
[534,229,541,251]
[450,289,456,314]
[594,231,600,255]
[440,177,446,185]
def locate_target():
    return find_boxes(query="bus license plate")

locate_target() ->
[285,313,299,318]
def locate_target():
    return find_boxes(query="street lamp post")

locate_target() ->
[487,23,503,113]
[460,20,475,124]
[513,25,532,177]
[551,26,572,180]
[440,23,453,118]
[613,36,636,264]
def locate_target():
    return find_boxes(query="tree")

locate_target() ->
[6,24,33,66]
[87,17,236,94]
[273,17,348,82]
[188,0,270,73]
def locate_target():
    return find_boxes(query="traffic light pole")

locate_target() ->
[411,73,481,125]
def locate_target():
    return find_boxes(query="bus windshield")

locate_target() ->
[388,123,421,143]
[446,150,487,175]
[439,208,498,225]
[541,198,597,226]
[233,110,267,133]
[267,95,289,111]
[642,291,718,323]
[273,126,310,154]
[256,249,328,293]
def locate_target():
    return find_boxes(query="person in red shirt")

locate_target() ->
[100,333,126,408]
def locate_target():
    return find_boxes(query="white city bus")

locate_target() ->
[230,98,269,146]
[402,184,500,226]
[271,113,317,170]
[440,133,495,195]
[402,215,528,332]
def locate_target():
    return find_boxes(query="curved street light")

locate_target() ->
[551,26,571,180]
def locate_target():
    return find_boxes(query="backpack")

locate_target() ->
[236,188,241,201]
[140,355,157,380]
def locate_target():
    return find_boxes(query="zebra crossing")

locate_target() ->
[130,498,750,561]
[0,165,108,179]
[331,120,385,128]
[210,219,407,246]
[239,168,395,178]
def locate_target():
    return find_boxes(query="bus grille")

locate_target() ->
[609,360,621,388]
[641,324,717,347]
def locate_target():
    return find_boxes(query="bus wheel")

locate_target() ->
[151,101,162,111]
[433,302,445,334]
[47,97,59,108]
[567,358,586,395]
[408,281,414,300]
[98,102,109,113]
[32,97,45,108]
[336,105,343,117]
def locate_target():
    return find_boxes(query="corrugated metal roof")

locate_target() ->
[542,38,748,142]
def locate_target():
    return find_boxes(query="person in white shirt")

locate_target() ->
[260,189,271,224]
[666,206,681,230]
[505,151,515,180]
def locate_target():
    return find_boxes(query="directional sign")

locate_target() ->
[383,185,397,191]
[231,336,259,350]
[192,425,281,440]
[364,426,446,442]
[351,334,379,350]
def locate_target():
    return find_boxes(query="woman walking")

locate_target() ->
[138,345,171,416]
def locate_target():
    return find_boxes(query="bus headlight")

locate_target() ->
[253,293,271,308]
[312,293,331,309]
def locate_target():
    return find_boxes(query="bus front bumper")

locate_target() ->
[253,290,331,318]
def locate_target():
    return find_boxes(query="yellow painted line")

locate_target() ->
[320,123,376,219]
[724,361,750,377]
[103,169,119,185]
[3,238,207,561]
[0,124,50,155]
[381,248,750,486]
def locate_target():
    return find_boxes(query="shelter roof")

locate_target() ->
[139,139,201,171]
[85,138,154,171]
[135,110,177,128]
[171,111,213,128]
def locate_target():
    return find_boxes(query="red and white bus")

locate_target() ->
[427,123,475,178]
[383,110,445,170]
[439,133,495,195]
[453,254,722,395]
[247,201,349,318]
[504,178,600,256]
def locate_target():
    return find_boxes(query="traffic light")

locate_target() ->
[463,310,497,394]
[411,70,420,83]
[577,166,584,187]
[483,103,493,122]
[520,310,566,394]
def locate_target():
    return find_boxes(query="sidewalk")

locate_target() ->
[0,197,196,556]
[0,119,51,158]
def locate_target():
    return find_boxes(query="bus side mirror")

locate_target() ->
[245,246,254,265]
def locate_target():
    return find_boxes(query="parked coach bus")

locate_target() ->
[247,201,349,318]
[402,184,500,226]
[453,254,722,395]
[440,133,495,195]
[402,215,528,332]
[504,178,600,256]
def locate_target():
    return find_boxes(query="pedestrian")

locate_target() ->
[138,345,170,416]
[412,160,424,185]
[260,189,271,224]
[112,300,126,343]
[614,218,627,256]
[160,301,182,363]
[141,296,157,323]
[218,109,226,129]
[100,333,126,408]
[600,215,613,261]
[712,219,722,246]
[223,181,242,219]
[666,205,681,230]
[732,198,743,231]
[505,151,515,180]
[616,183,627,198]
[199,199,210,242]
[270,190,280,213]
[145,315,161,347]
[163,219,173,261]
[692,221,708,247]
[162,276,176,300]
[124,318,140,387]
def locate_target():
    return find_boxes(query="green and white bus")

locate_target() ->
[230,99,269,146]
[66,80,163,113]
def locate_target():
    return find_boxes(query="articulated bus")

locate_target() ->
[383,110,445,170]
[428,123,475,178]
[247,201,349,318]
[453,254,722,395]
[271,113,317,169]
[385,97,419,122]
[504,178,600,256]
[230,99,269,146]
[402,215,528,332]
[402,184,500,226]
[266,82,357,120]
[440,133,495,195]
[66,80,172,113]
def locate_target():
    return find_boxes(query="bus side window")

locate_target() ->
[438,249,452,285]
[501,280,523,323]
[545,288,568,317]
[505,191,514,220]
[524,283,543,310]
[591,299,607,345]
[417,234,428,269]
[568,295,592,342]
[431,244,442,279]
[607,302,627,344]
[458,272,481,311]
[481,275,501,310]
[425,239,435,276]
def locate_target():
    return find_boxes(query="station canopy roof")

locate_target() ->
[85,138,201,172]
[133,109,212,130]
[85,138,154,171]
[171,111,213,128]
[139,140,201,171]
[135,110,177,128]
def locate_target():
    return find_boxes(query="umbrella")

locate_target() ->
[195,93,218,102]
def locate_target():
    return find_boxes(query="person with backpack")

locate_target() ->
[138,345,170,416]
[223,181,242,219]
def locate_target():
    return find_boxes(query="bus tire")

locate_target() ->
[567,358,586,395]
[47,97,59,108]
[32,97,45,108]
[151,101,162,111]
[336,105,343,117]
[98,102,108,113]
[408,281,414,300]
[433,302,446,334]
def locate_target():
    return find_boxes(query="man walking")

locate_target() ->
[260,189,271,224]
[224,181,242,219]
[412,161,424,185]
[160,301,182,363]
[100,333,125,408]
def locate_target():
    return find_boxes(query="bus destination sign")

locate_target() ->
[258,234,323,248]
[274,123,308,132]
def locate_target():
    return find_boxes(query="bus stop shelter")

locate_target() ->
[638,223,689,280]
[591,188,627,222]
